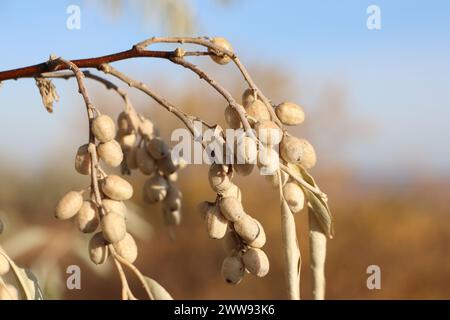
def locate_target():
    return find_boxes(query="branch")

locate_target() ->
[0,36,280,125]
[0,47,210,82]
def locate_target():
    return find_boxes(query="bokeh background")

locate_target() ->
[0,0,449,299]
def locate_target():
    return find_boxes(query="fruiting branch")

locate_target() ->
[0,37,325,199]
[0,36,333,301]
[52,58,104,209]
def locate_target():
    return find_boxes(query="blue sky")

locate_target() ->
[0,0,449,178]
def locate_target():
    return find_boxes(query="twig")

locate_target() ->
[109,246,155,300]
[98,64,214,135]
[41,71,130,106]
[232,57,281,125]
[136,36,281,126]
[41,70,141,132]
[135,36,235,58]
[112,256,137,300]
[170,57,252,133]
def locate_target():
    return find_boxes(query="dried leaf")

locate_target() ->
[308,206,327,300]
[0,249,43,300]
[280,199,301,299]
[143,277,173,300]
[35,78,59,113]
[300,167,334,238]
[288,163,334,238]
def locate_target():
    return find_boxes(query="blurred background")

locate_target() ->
[0,0,449,299]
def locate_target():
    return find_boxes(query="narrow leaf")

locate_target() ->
[293,165,334,238]
[280,199,301,299]
[308,206,327,300]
